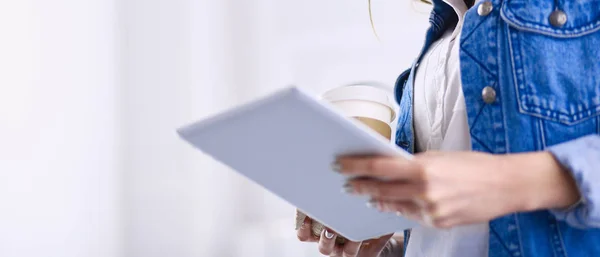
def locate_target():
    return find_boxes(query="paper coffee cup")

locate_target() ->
[295,84,397,244]
[323,84,397,140]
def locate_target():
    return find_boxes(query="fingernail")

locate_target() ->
[324,229,335,239]
[395,211,403,216]
[341,182,354,194]
[366,199,378,209]
[331,162,341,172]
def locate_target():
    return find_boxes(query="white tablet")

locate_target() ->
[177,86,416,241]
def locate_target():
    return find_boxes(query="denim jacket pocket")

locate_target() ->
[501,0,600,37]
[501,0,600,126]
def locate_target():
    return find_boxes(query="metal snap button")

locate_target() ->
[482,86,496,104]
[549,10,567,27]
[477,1,493,16]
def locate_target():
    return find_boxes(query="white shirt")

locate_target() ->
[404,0,489,256]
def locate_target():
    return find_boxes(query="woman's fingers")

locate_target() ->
[297,217,317,242]
[332,245,344,257]
[344,179,423,201]
[318,228,337,255]
[380,200,423,220]
[376,200,461,228]
[335,156,423,181]
[342,240,361,257]
[297,217,369,256]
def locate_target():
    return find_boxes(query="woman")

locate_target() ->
[296,0,600,256]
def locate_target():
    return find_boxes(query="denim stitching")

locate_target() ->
[461,7,495,47]
[460,47,498,79]
[500,4,600,38]
[556,223,569,257]
[471,134,494,153]
[496,15,511,154]
[520,106,600,125]
[469,106,495,153]
[507,23,528,119]
[489,221,513,254]
[515,213,525,257]
[539,119,547,149]
[487,16,504,154]
[502,16,600,38]
[506,22,600,125]
[501,85,511,153]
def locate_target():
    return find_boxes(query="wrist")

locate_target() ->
[504,152,580,212]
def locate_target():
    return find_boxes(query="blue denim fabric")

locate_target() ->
[394,0,458,252]
[394,0,600,256]
[394,0,458,154]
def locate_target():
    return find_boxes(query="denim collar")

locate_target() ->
[417,0,459,63]
[393,0,461,104]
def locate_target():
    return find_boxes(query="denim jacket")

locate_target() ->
[394,0,600,256]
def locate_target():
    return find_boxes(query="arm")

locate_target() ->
[546,134,600,228]
[334,135,600,229]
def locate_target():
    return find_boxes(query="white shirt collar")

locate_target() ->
[442,0,470,39]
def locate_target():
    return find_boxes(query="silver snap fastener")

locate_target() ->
[477,1,493,16]
[549,10,567,27]
[482,86,496,104]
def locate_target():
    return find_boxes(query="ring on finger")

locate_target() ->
[324,229,335,239]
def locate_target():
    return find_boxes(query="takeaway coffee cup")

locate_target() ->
[321,84,397,140]
[295,84,397,244]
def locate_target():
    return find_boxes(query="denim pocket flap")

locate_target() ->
[501,0,600,37]
[503,1,600,125]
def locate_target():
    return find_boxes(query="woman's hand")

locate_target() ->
[336,151,581,228]
[296,216,397,257]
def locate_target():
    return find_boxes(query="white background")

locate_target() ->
[0,0,429,256]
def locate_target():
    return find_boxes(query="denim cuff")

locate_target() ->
[548,134,600,229]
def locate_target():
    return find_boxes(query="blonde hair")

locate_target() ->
[368,0,380,41]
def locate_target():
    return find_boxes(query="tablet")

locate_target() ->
[177,86,416,241]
